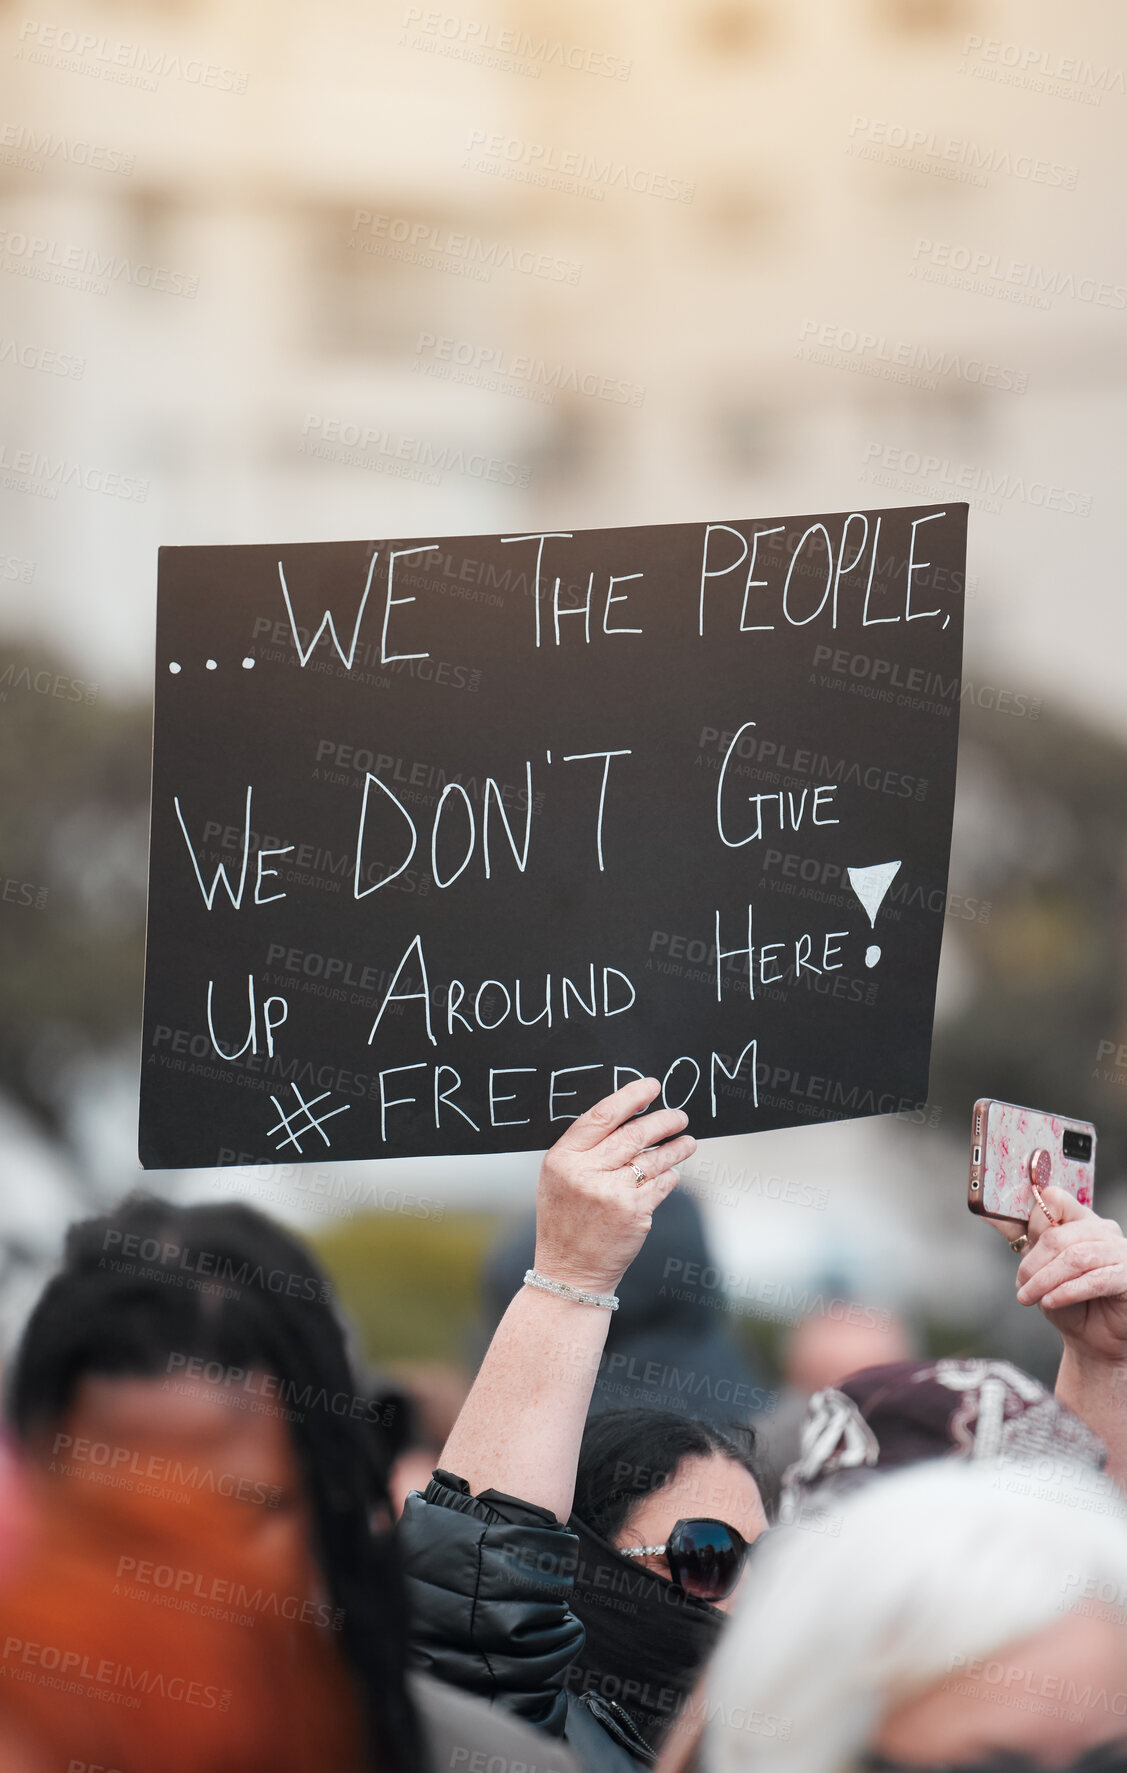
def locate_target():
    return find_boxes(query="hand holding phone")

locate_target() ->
[1012,1185,1127,1363]
[968,1098,1095,1226]
[1012,1182,1127,1487]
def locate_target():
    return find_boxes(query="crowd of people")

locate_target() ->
[1,1075,1126,1770]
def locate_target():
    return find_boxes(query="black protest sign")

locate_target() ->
[140,503,967,1169]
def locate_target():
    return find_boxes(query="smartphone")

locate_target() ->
[968,1099,1096,1223]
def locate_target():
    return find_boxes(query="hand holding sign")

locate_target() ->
[533,1076,694,1296]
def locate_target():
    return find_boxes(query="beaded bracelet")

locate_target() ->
[523,1268,619,1311]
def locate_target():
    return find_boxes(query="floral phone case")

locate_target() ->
[969,1098,1095,1222]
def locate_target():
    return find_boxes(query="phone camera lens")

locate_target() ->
[1062,1129,1093,1163]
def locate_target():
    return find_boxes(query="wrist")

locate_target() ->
[1059,1341,1127,1380]
[532,1248,625,1298]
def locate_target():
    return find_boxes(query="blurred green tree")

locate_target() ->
[0,646,150,1157]
[930,701,1127,1175]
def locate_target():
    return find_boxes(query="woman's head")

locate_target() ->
[565,1410,766,1751]
[698,1456,1127,1773]
[7,1193,420,1773]
[575,1408,767,1613]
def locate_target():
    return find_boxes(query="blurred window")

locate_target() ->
[872,0,972,32]
[307,204,451,357]
[714,404,782,473]
[694,5,773,55]
[701,185,775,247]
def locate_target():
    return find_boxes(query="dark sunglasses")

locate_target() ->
[619,1516,750,1601]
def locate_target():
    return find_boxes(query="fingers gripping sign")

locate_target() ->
[533,1076,696,1297]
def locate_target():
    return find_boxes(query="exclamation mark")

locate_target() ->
[846,861,902,967]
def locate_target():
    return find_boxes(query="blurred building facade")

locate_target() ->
[1,0,1126,1364]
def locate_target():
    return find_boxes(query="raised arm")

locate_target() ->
[1006,1186,1127,1487]
[439,1075,695,1523]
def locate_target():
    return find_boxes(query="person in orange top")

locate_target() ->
[0,1407,367,1773]
[2,1195,578,1773]
[4,1195,419,1772]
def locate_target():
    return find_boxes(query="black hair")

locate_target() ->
[573,1407,759,1542]
[7,1193,422,1773]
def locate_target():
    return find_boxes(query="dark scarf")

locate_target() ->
[564,1509,726,1753]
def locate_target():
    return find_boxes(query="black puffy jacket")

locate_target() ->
[399,1471,655,1771]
